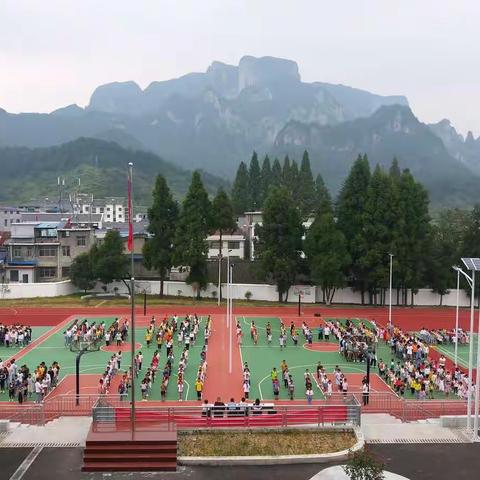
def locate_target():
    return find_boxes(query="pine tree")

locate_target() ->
[248,151,262,210]
[315,173,332,214]
[282,155,292,186]
[305,211,350,304]
[211,188,236,301]
[256,186,304,302]
[173,171,212,298]
[260,155,272,207]
[231,161,250,214]
[289,160,300,203]
[298,151,316,217]
[462,204,480,258]
[336,154,371,303]
[271,158,283,187]
[143,174,179,297]
[361,165,397,305]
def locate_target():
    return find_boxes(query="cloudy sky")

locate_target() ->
[1,0,478,135]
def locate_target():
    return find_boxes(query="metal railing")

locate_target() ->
[0,392,468,427]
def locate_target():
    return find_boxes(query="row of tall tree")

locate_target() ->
[231,151,328,218]
[72,153,480,305]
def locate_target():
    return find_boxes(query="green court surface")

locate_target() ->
[0,326,52,361]
[238,316,378,401]
[433,334,479,369]
[0,316,208,402]
[239,316,454,401]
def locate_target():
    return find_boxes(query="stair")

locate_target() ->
[82,425,177,472]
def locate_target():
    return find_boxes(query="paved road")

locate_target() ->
[2,444,480,480]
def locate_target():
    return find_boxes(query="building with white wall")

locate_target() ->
[206,230,246,259]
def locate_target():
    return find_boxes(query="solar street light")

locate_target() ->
[459,259,480,440]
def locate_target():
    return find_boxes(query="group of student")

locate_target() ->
[380,325,472,399]
[65,317,129,350]
[0,357,60,404]
[0,323,32,348]
[136,314,211,401]
[417,326,469,346]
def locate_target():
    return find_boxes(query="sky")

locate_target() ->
[0,0,478,136]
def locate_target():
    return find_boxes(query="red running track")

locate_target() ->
[0,305,476,332]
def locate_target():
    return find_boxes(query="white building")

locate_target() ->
[206,230,246,259]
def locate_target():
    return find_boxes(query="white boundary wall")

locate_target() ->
[0,279,473,307]
[0,280,76,300]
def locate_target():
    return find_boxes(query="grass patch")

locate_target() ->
[178,430,356,456]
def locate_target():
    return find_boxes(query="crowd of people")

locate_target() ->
[0,323,33,348]
[417,327,469,346]
[377,325,473,400]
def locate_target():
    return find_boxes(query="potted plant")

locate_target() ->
[245,291,253,301]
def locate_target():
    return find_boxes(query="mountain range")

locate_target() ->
[1,55,479,207]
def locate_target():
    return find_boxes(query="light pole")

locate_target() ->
[459,258,480,437]
[388,253,394,332]
[452,266,461,367]
[229,261,234,374]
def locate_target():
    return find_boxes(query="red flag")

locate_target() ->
[127,166,133,252]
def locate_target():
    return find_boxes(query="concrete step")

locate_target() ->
[82,461,177,472]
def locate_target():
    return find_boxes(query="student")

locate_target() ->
[306,387,314,405]
[252,398,263,415]
[272,379,280,400]
[195,377,203,401]
[243,379,250,399]
[177,380,184,401]
[342,378,349,397]
[288,376,295,400]
[362,382,369,406]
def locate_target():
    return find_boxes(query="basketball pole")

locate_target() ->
[298,294,301,316]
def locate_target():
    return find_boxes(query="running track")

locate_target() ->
[0,305,477,332]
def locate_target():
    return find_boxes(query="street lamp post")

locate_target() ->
[459,259,480,438]
[452,266,461,367]
[229,261,234,374]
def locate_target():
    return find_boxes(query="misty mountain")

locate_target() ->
[0,138,227,204]
[0,56,407,177]
[428,119,480,174]
[0,55,478,207]
[274,105,479,207]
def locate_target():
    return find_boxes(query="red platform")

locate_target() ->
[83,422,177,472]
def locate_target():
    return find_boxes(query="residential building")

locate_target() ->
[5,220,94,283]
[0,206,23,231]
[206,230,246,259]
[74,196,126,223]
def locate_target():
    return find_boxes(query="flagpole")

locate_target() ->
[128,162,136,434]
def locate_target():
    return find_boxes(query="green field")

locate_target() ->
[0,316,208,402]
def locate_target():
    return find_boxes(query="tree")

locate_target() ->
[143,175,179,297]
[394,168,431,305]
[315,173,332,215]
[336,154,371,303]
[173,171,212,298]
[361,165,398,305]
[212,188,236,301]
[298,150,316,217]
[94,230,129,290]
[282,155,292,186]
[305,211,350,304]
[271,158,283,187]
[259,155,272,207]
[462,204,480,258]
[70,253,95,292]
[255,186,303,302]
[289,160,300,203]
[248,151,261,210]
[231,161,250,214]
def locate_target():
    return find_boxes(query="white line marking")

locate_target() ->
[9,446,43,480]
[95,300,107,308]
